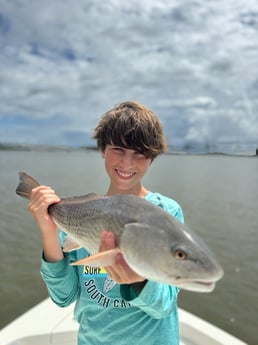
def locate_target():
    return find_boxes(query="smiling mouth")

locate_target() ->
[115,169,135,178]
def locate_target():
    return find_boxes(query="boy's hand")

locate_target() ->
[28,185,63,263]
[28,185,60,235]
[99,231,146,284]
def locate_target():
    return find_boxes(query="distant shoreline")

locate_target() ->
[0,143,98,152]
[0,142,257,157]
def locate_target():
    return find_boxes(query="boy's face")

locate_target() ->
[101,144,151,194]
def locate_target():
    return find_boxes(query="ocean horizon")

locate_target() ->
[1,141,258,157]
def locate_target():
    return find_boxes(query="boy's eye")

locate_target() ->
[134,152,146,158]
[110,146,147,159]
[111,147,125,154]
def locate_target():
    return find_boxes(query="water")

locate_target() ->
[0,149,257,345]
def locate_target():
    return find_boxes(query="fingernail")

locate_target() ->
[102,231,109,239]
[106,232,113,240]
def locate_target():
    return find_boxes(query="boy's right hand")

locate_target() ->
[28,185,60,236]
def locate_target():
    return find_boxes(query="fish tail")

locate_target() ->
[16,172,40,199]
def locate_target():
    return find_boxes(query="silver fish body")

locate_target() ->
[16,172,224,292]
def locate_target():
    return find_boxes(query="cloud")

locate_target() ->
[0,0,257,147]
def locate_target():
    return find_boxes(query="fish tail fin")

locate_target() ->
[16,172,40,199]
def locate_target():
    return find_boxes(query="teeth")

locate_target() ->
[116,170,134,177]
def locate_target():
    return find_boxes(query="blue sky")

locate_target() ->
[0,0,258,148]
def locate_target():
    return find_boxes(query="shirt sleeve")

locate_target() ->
[120,281,180,319]
[40,251,80,307]
[40,231,83,307]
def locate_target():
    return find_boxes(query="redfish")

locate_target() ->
[16,172,223,292]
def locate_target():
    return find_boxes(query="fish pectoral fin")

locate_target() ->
[63,236,82,252]
[70,248,121,267]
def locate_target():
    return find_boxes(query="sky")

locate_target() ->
[0,0,258,148]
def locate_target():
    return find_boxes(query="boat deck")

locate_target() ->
[0,298,248,345]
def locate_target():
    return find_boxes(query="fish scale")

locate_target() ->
[49,197,139,253]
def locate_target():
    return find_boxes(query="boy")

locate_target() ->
[28,101,184,345]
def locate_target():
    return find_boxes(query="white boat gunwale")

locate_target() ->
[0,298,248,345]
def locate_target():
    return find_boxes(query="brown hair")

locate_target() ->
[93,101,167,160]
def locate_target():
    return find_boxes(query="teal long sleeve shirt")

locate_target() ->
[41,191,184,345]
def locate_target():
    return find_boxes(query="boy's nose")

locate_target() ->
[121,153,135,166]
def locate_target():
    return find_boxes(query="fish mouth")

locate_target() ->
[192,281,216,292]
[174,267,224,292]
[175,278,219,292]
[173,279,215,292]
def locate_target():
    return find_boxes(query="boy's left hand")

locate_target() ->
[99,231,146,284]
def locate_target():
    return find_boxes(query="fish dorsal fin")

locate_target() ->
[61,193,102,204]
[63,236,82,252]
[70,248,121,267]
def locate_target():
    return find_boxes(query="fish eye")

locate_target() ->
[171,247,187,260]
